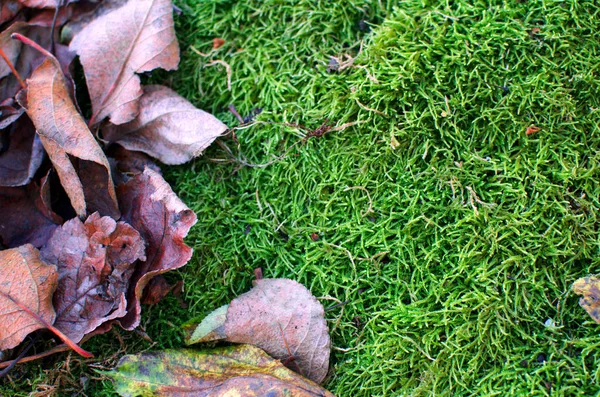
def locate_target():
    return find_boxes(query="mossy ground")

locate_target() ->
[4,0,600,395]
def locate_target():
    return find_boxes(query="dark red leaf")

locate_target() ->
[0,112,44,187]
[116,167,196,330]
[0,173,62,248]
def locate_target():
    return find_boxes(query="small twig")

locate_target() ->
[0,334,39,377]
[0,47,26,89]
[355,99,387,116]
[205,60,232,90]
[227,104,245,124]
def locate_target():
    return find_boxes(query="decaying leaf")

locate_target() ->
[0,173,62,248]
[116,167,197,330]
[17,35,119,218]
[106,344,335,397]
[0,1,22,25]
[40,213,146,343]
[573,276,600,323]
[185,278,330,384]
[141,275,175,306]
[0,112,44,187]
[0,244,58,350]
[102,85,227,165]
[69,0,179,125]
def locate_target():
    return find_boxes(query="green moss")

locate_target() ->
[4,0,600,396]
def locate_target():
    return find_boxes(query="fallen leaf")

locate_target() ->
[0,23,52,102]
[16,34,119,219]
[102,85,227,165]
[141,275,175,306]
[40,212,146,342]
[0,1,21,26]
[107,145,161,186]
[185,278,330,384]
[0,174,62,248]
[105,344,335,397]
[116,167,197,330]
[16,0,71,8]
[0,244,58,350]
[573,276,600,323]
[0,112,44,186]
[69,0,179,125]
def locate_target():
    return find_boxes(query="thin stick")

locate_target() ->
[0,47,26,89]
[205,60,232,90]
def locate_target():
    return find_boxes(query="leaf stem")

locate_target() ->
[11,33,56,61]
[0,290,93,358]
[0,47,26,89]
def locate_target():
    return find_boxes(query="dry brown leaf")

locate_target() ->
[0,244,58,350]
[573,276,600,323]
[116,167,197,330]
[185,278,331,384]
[102,85,227,165]
[69,0,179,125]
[0,173,62,248]
[106,345,335,397]
[40,212,145,342]
[17,35,119,219]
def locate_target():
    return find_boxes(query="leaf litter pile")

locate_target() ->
[0,0,334,394]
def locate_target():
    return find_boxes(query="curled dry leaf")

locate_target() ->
[185,278,331,384]
[69,0,179,126]
[0,173,62,248]
[116,167,197,330]
[18,36,119,219]
[102,85,228,165]
[573,276,600,323]
[106,344,335,397]
[0,111,44,187]
[40,212,146,343]
[0,244,58,350]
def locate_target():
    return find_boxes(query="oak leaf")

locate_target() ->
[102,85,227,165]
[0,244,58,350]
[106,345,335,397]
[116,167,197,330]
[69,0,179,126]
[18,36,119,219]
[185,278,331,384]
